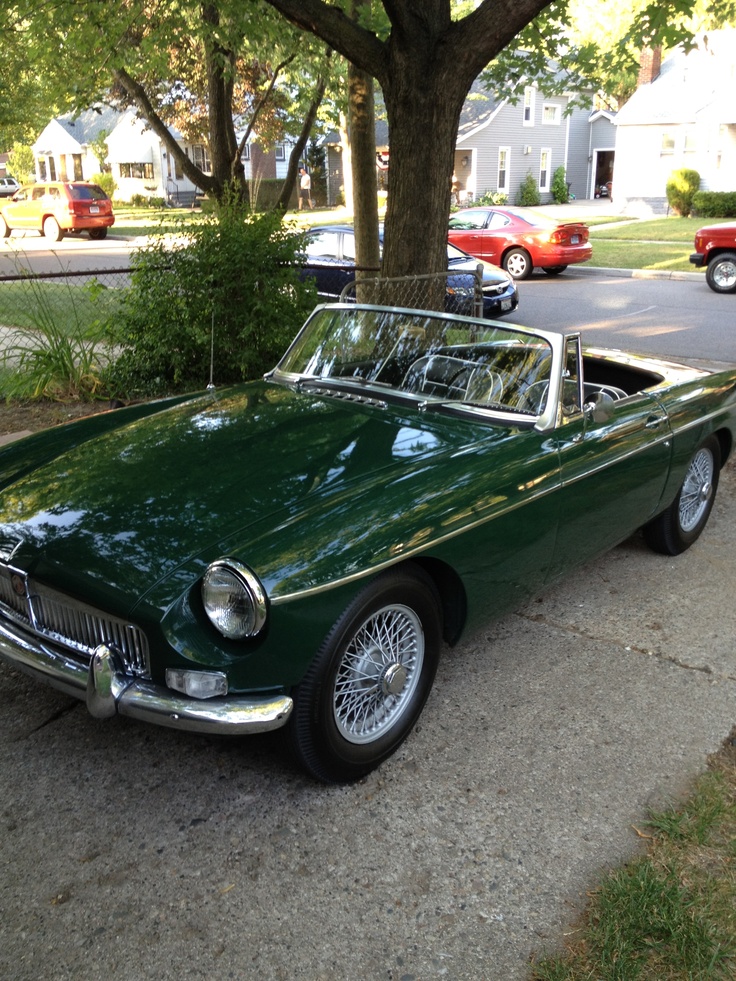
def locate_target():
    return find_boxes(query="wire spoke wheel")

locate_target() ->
[678,446,715,533]
[288,565,442,783]
[644,436,720,555]
[333,604,423,744]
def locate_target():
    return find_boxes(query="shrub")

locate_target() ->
[516,171,540,207]
[551,165,569,204]
[474,190,509,207]
[90,171,117,200]
[7,143,34,184]
[666,168,700,216]
[105,191,317,396]
[691,191,736,218]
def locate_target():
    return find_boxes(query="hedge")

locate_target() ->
[691,191,736,218]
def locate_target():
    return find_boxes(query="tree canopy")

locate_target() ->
[1,0,336,200]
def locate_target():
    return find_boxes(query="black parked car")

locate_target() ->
[302,225,519,318]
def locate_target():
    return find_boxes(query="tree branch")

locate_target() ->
[236,52,297,163]
[262,0,389,81]
[113,66,216,193]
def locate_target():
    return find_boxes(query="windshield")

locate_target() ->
[275,306,553,417]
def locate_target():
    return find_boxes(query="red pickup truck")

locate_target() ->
[690,222,736,294]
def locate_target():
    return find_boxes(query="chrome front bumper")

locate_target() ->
[0,619,293,735]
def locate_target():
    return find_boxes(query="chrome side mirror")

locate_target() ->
[584,390,615,423]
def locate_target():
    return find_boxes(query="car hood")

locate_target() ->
[0,382,498,611]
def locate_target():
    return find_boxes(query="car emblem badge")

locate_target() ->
[11,574,26,597]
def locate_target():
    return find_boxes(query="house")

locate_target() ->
[322,80,615,207]
[613,30,736,215]
[33,106,288,206]
[33,106,121,184]
[453,81,615,204]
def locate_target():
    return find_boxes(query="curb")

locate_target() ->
[571,265,703,282]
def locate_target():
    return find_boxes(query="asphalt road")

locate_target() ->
[1,245,735,980]
[505,265,736,366]
[0,229,137,276]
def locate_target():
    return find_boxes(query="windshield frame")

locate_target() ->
[272,304,568,431]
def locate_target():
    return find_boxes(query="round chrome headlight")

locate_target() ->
[202,559,267,640]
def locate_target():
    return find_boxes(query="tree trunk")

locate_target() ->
[381,64,465,285]
[202,3,244,197]
[261,0,552,280]
[348,62,380,301]
[275,52,331,211]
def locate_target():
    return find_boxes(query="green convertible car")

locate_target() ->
[0,304,735,782]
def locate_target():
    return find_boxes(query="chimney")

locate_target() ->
[637,46,662,86]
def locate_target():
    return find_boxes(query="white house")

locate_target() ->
[33,106,120,184]
[34,106,292,205]
[105,110,206,205]
[614,31,736,215]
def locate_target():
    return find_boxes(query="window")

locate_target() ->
[119,162,154,179]
[562,337,582,416]
[684,127,697,153]
[542,104,561,125]
[661,132,675,154]
[304,230,341,258]
[189,144,212,172]
[275,144,285,161]
[497,146,510,193]
[539,148,551,191]
[523,87,535,126]
[242,144,251,161]
[72,154,83,180]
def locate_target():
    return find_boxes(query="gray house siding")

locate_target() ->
[565,108,592,200]
[455,90,614,204]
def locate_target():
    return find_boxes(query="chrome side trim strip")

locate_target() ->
[0,620,292,735]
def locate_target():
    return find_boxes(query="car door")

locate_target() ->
[547,340,672,582]
[449,210,514,264]
[3,187,38,228]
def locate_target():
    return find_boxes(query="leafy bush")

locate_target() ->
[551,165,569,204]
[7,143,34,184]
[516,171,540,207]
[666,168,700,216]
[90,171,117,200]
[473,190,509,207]
[105,192,317,396]
[691,191,736,218]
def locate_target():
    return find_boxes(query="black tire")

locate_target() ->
[705,253,736,294]
[0,215,10,238]
[644,436,720,555]
[88,227,108,240]
[287,565,443,783]
[42,216,64,242]
[543,265,568,276]
[502,247,533,280]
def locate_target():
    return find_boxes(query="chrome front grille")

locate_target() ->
[0,564,150,678]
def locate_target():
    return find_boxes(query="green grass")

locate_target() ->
[0,279,127,334]
[587,239,699,274]
[589,216,735,243]
[530,736,736,981]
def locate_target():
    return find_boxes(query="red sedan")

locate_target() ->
[448,206,592,280]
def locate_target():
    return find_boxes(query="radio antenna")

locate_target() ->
[207,308,216,390]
